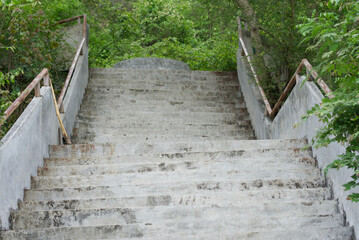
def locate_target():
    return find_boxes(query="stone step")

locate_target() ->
[37,157,318,177]
[87,83,241,92]
[85,86,242,97]
[23,180,327,202]
[73,120,252,131]
[71,134,254,144]
[10,204,339,231]
[80,99,246,109]
[44,151,314,167]
[30,169,323,190]
[89,68,236,77]
[19,190,332,211]
[75,114,250,126]
[88,76,240,86]
[72,128,253,140]
[79,102,247,114]
[84,93,242,102]
[83,92,243,102]
[86,82,242,92]
[77,107,249,118]
[1,225,353,240]
[49,139,307,158]
[76,112,251,125]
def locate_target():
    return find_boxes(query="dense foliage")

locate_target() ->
[298,0,359,202]
[86,0,240,71]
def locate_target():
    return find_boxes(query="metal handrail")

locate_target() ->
[0,69,50,126]
[0,14,88,144]
[237,17,333,119]
[57,14,87,113]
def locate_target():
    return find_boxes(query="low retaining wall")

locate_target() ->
[0,87,58,229]
[0,35,88,230]
[237,46,359,238]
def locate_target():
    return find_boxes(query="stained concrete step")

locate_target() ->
[77,106,248,116]
[49,140,307,158]
[83,92,243,102]
[23,179,327,203]
[73,120,252,132]
[89,67,236,76]
[88,76,240,86]
[1,225,353,240]
[87,83,241,93]
[44,150,314,167]
[80,99,246,109]
[9,204,339,230]
[72,135,252,144]
[19,190,332,211]
[76,112,251,125]
[38,157,317,177]
[79,102,247,114]
[72,128,253,140]
[30,167,322,190]
[85,86,242,96]
[75,115,250,127]
[86,83,242,92]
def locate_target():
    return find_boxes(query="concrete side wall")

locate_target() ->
[61,47,89,138]
[236,43,359,238]
[0,88,58,229]
[0,26,89,230]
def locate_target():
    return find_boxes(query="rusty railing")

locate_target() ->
[57,14,87,113]
[0,69,50,126]
[237,17,333,119]
[0,14,88,144]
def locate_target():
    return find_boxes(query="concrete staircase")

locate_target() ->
[1,68,353,239]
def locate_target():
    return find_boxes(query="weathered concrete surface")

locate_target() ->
[113,57,190,70]
[0,87,58,230]
[61,47,89,138]
[2,66,353,238]
[237,39,359,238]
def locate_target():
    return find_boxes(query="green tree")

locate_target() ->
[298,0,359,202]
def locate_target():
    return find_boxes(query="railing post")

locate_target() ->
[306,68,314,81]
[82,14,87,39]
[34,82,41,97]
[60,102,65,114]
[43,73,50,86]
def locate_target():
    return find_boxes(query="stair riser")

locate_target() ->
[84,87,243,96]
[24,180,327,202]
[83,93,243,102]
[87,83,241,92]
[73,120,252,130]
[72,130,253,139]
[30,173,323,190]
[38,158,318,177]
[10,205,339,230]
[49,140,307,158]
[79,104,247,114]
[19,192,332,211]
[44,152,315,168]
[81,99,245,107]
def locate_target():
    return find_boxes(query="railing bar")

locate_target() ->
[0,69,49,126]
[237,17,273,115]
[57,38,86,112]
[82,14,87,39]
[58,15,84,24]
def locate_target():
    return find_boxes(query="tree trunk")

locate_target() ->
[235,0,279,105]
[235,0,263,54]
